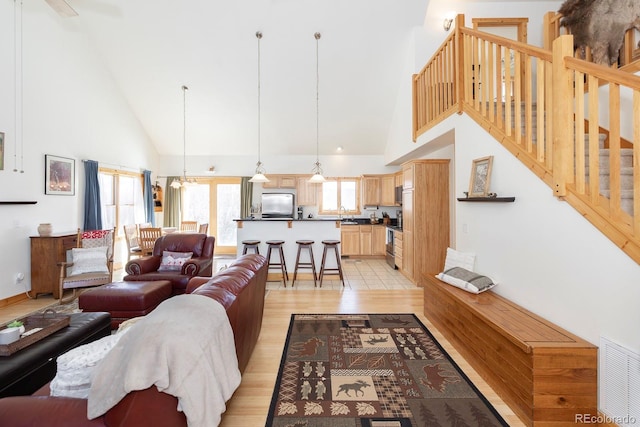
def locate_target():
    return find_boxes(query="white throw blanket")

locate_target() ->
[87,294,241,426]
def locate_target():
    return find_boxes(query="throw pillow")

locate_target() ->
[443,247,476,272]
[69,247,109,276]
[437,266,496,294]
[50,332,126,399]
[158,251,193,272]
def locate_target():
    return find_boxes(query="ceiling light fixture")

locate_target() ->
[249,31,270,183]
[170,85,196,189]
[308,32,326,184]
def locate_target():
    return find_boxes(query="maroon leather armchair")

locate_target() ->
[124,233,215,295]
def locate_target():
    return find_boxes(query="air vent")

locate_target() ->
[600,337,640,426]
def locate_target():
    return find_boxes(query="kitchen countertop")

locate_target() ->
[235,217,398,226]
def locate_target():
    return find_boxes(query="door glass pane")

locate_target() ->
[217,184,240,247]
[99,173,116,231]
[183,184,210,225]
[118,175,136,229]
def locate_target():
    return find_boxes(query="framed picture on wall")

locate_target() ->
[45,154,75,195]
[468,156,493,197]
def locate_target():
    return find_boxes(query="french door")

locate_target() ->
[182,177,241,255]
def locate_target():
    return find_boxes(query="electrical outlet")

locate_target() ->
[462,223,469,234]
[15,273,24,285]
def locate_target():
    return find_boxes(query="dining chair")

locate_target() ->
[123,224,142,261]
[138,227,162,256]
[58,228,115,304]
[180,221,198,232]
[198,223,209,235]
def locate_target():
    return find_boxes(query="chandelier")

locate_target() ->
[249,31,270,183]
[170,85,196,189]
[308,32,326,183]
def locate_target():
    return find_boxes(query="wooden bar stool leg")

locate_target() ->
[309,246,318,287]
[279,246,289,280]
[292,245,303,287]
[319,245,328,287]
[333,244,345,287]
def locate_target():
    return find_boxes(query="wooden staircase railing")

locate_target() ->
[412,14,640,264]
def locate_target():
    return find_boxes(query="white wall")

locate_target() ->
[0,1,158,300]
[388,0,640,359]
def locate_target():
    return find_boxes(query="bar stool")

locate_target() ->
[266,240,288,287]
[241,240,261,255]
[319,240,345,287]
[292,240,317,287]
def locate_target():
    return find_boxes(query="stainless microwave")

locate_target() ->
[395,186,403,205]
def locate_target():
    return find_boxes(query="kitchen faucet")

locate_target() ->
[339,206,346,220]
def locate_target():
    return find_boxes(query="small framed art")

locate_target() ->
[45,155,75,195]
[468,156,493,197]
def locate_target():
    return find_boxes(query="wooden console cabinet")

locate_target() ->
[30,232,77,299]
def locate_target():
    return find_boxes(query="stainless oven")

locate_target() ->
[385,227,396,269]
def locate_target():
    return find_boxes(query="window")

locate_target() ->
[99,169,145,236]
[318,177,360,215]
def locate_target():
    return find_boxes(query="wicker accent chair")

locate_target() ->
[57,228,115,303]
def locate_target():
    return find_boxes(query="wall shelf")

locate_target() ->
[457,197,515,203]
[0,201,38,205]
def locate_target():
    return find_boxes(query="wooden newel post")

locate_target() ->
[552,35,575,198]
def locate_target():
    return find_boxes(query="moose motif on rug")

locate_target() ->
[559,0,640,65]
[335,380,371,397]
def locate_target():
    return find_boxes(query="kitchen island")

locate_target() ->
[234,218,344,284]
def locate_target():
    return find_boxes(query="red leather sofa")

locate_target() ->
[123,233,216,295]
[0,254,268,427]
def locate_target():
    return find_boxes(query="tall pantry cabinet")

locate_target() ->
[401,159,449,285]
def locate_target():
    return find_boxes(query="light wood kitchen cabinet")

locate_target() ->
[296,176,317,206]
[395,172,403,188]
[380,175,396,206]
[340,225,360,256]
[403,162,415,189]
[394,230,403,270]
[362,176,381,206]
[372,225,386,255]
[359,225,372,255]
[262,175,296,189]
[340,224,386,256]
[400,159,449,285]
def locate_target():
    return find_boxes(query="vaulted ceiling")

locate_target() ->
[48,0,429,157]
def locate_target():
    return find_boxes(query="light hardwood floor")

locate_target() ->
[0,260,523,426]
[221,288,524,426]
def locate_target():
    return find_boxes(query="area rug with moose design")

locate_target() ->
[265,314,508,427]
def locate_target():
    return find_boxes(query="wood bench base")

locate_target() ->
[422,274,597,426]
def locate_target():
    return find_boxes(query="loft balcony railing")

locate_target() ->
[413,14,640,264]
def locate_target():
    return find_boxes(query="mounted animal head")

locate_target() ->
[559,0,640,65]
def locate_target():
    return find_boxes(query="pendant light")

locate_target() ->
[249,31,270,183]
[309,32,326,183]
[170,85,195,189]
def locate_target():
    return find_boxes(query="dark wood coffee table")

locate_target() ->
[0,312,111,397]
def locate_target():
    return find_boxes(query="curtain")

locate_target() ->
[240,177,253,219]
[163,176,181,227]
[143,170,155,226]
[83,160,102,230]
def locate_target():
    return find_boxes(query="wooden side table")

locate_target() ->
[30,232,77,299]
